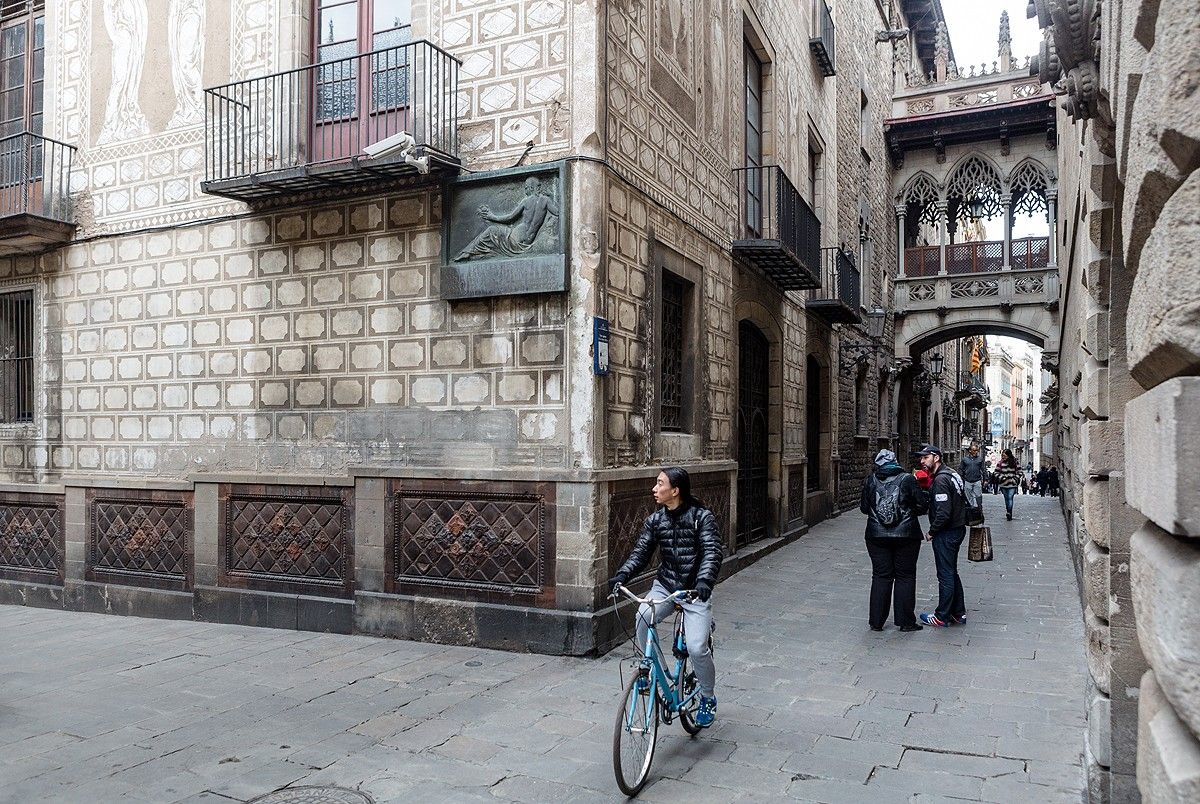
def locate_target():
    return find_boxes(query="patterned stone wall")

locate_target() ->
[602,177,733,467]
[432,0,572,168]
[0,187,568,482]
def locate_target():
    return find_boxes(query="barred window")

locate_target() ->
[660,272,686,432]
[0,288,33,423]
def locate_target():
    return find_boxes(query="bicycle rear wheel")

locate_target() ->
[676,656,702,736]
[613,671,659,796]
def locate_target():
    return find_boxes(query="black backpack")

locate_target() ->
[872,474,905,527]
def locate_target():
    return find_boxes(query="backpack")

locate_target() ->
[873,474,905,527]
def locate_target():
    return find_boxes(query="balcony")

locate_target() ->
[955,371,990,409]
[804,247,861,324]
[0,133,76,255]
[810,0,836,77]
[202,41,460,202]
[904,237,1049,278]
[733,165,821,291]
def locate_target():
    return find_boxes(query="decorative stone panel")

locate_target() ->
[86,488,193,591]
[386,478,555,607]
[786,465,805,524]
[0,492,65,585]
[217,484,354,599]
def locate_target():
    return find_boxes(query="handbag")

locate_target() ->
[968,526,993,562]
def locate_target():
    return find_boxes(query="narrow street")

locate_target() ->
[0,492,1086,803]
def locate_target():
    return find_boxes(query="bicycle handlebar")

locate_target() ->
[609,584,696,606]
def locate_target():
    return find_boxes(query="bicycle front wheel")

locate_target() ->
[613,671,659,796]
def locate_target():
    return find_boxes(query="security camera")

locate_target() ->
[362,130,417,159]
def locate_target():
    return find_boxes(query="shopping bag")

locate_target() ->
[967,505,985,526]
[968,526,993,562]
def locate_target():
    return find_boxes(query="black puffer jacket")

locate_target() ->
[860,464,928,539]
[615,502,723,593]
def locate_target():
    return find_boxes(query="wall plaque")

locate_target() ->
[441,162,568,299]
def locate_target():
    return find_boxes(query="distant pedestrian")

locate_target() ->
[995,449,1023,521]
[1035,467,1047,496]
[860,449,929,633]
[1020,472,1029,495]
[916,445,968,628]
[958,444,986,514]
[1047,465,1060,497]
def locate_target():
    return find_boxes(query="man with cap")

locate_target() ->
[915,444,968,627]
[860,449,929,631]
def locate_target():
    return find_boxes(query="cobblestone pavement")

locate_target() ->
[0,492,1086,803]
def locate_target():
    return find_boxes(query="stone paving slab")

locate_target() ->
[0,493,1086,802]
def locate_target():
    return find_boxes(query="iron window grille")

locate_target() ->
[0,288,34,423]
[660,272,686,432]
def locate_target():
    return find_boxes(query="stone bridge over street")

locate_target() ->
[0,493,1086,803]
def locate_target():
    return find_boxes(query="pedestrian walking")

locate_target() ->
[995,449,1023,521]
[1047,465,1060,497]
[1020,472,1029,495]
[609,466,723,728]
[860,449,929,632]
[1035,467,1047,496]
[958,444,986,516]
[916,445,968,628]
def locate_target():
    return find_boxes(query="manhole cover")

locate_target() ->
[248,787,374,804]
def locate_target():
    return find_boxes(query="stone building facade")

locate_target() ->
[1032,0,1200,801]
[0,0,907,652]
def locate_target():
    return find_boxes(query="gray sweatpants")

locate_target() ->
[635,580,716,698]
[964,480,983,509]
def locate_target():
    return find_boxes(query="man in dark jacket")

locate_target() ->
[860,449,929,632]
[916,444,968,628]
[610,467,723,727]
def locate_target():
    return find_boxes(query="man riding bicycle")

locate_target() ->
[609,467,724,727]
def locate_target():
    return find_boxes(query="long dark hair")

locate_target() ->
[1001,448,1017,467]
[661,466,703,509]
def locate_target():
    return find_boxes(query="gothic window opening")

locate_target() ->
[660,271,686,432]
[1009,161,1050,218]
[0,288,33,423]
[946,156,1003,234]
[743,40,764,237]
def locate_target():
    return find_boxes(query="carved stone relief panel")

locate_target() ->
[387,477,555,607]
[441,162,568,299]
[86,488,193,591]
[0,492,66,585]
[218,484,354,598]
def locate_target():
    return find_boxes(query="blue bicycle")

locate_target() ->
[609,584,707,796]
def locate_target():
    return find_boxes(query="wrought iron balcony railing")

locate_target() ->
[810,0,836,77]
[733,165,821,291]
[902,236,1050,277]
[0,132,77,254]
[202,40,460,201]
[804,246,861,323]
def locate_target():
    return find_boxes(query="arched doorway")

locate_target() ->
[737,320,770,546]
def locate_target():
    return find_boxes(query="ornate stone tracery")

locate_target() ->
[945,156,1004,221]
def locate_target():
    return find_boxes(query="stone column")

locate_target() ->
[895,204,907,277]
[1046,188,1058,268]
[936,201,948,275]
[1000,192,1013,270]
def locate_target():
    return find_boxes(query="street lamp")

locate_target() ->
[928,352,944,380]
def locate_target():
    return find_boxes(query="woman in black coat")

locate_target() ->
[860,449,929,632]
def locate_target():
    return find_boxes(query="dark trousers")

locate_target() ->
[865,537,921,628]
[931,527,967,622]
